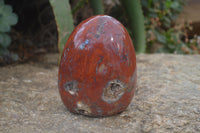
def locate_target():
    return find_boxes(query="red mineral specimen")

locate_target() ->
[58,15,137,117]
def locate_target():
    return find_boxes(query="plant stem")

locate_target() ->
[89,0,104,15]
[120,0,146,53]
[72,0,88,15]
[50,0,74,62]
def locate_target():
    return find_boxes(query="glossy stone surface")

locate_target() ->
[58,15,137,116]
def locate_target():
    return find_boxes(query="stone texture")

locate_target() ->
[0,54,200,133]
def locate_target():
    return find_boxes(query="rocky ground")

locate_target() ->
[0,54,200,133]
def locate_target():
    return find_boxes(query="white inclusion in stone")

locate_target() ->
[111,37,114,42]
[68,90,75,95]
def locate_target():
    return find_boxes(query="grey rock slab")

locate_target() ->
[0,54,200,133]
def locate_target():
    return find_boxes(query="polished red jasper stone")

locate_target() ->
[58,15,137,117]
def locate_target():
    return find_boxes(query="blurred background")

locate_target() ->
[0,0,200,65]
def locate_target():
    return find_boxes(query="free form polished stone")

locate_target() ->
[58,15,137,117]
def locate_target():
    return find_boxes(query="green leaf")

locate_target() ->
[171,2,179,9]
[2,5,12,14]
[4,13,18,25]
[141,0,148,8]
[167,44,176,49]
[9,53,18,61]
[49,0,74,61]
[0,33,11,48]
[0,0,4,5]
[165,0,172,9]
[171,34,178,42]
[163,17,171,24]
[121,0,146,53]
[156,47,170,53]
[0,47,9,56]
[0,1,18,32]
[0,48,18,61]
[163,17,171,28]
[89,0,104,15]
[155,31,167,44]
[0,21,10,32]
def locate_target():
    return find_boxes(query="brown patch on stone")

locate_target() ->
[64,81,79,95]
[76,101,91,115]
[102,80,127,103]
